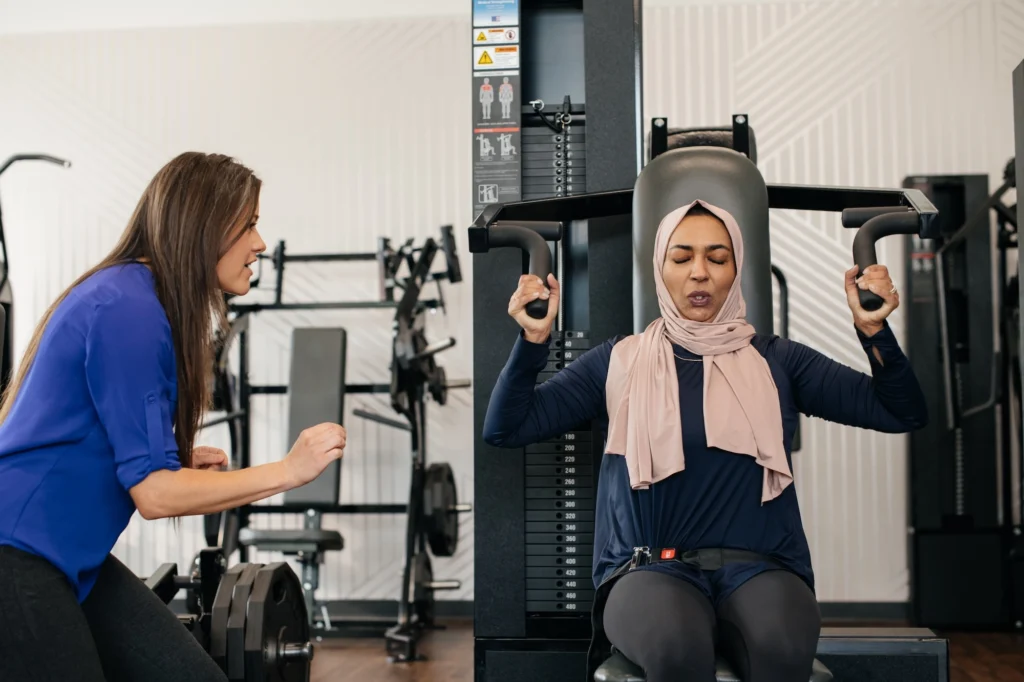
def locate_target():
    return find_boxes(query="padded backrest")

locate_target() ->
[632,146,773,335]
[665,126,758,165]
[283,328,347,505]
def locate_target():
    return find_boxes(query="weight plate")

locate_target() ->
[227,563,263,682]
[210,564,245,673]
[424,463,458,557]
[244,563,311,682]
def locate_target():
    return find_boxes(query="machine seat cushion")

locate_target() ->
[237,528,344,552]
[593,650,833,682]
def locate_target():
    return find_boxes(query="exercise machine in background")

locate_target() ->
[903,160,1022,631]
[202,225,471,662]
[0,153,71,394]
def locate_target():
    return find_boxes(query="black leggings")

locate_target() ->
[0,545,227,682]
[604,569,821,682]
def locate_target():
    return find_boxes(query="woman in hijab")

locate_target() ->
[483,201,927,682]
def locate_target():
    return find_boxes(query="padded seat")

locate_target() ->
[238,528,344,554]
[594,651,833,682]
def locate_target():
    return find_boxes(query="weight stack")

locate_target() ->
[521,122,586,202]
[526,331,596,618]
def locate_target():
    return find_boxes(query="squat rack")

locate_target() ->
[204,227,464,551]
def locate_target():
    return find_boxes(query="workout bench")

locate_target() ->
[238,327,347,632]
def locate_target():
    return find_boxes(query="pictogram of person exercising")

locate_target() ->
[498,133,516,157]
[476,134,496,159]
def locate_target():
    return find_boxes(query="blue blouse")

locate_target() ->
[0,263,181,601]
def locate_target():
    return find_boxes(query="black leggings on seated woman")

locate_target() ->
[0,545,227,682]
[604,569,821,682]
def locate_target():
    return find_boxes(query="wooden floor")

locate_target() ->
[310,619,1024,682]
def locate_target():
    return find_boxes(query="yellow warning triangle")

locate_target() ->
[477,31,486,41]
[478,50,493,65]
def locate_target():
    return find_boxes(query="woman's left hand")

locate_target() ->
[844,264,899,336]
[192,445,230,471]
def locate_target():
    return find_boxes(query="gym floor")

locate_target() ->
[309,620,1024,682]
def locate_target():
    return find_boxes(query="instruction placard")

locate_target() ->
[473,70,521,216]
[474,27,519,45]
[473,0,519,28]
[473,45,520,71]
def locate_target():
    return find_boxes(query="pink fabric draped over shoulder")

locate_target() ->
[603,200,793,504]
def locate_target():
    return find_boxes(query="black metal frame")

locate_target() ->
[900,172,1016,630]
[470,184,939,238]
[770,264,801,453]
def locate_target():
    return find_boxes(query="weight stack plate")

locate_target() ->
[244,563,311,682]
[527,330,595,616]
[521,123,587,200]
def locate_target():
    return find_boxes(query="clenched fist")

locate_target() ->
[191,446,229,471]
[845,264,898,336]
[508,273,560,344]
[282,423,347,489]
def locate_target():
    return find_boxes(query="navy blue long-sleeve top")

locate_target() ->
[483,324,927,605]
[0,263,182,601]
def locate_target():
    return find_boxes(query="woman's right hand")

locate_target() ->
[282,423,347,488]
[508,273,560,344]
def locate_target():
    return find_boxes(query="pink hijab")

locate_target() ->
[604,200,792,504]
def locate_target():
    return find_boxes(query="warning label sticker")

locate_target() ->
[473,27,519,45]
[473,45,520,70]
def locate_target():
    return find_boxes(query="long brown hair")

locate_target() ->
[0,152,261,469]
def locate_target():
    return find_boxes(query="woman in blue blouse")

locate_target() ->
[484,201,927,682]
[0,152,347,681]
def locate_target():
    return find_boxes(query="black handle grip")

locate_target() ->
[487,223,557,319]
[841,206,911,228]
[851,210,919,311]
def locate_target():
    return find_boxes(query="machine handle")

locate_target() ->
[487,223,560,319]
[841,206,911,228]
[850,210,920,311]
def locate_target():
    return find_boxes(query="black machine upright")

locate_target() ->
[902,163,1023,631]
[469,2,954,682]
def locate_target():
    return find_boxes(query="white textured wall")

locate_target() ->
[0,0,1020,604]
